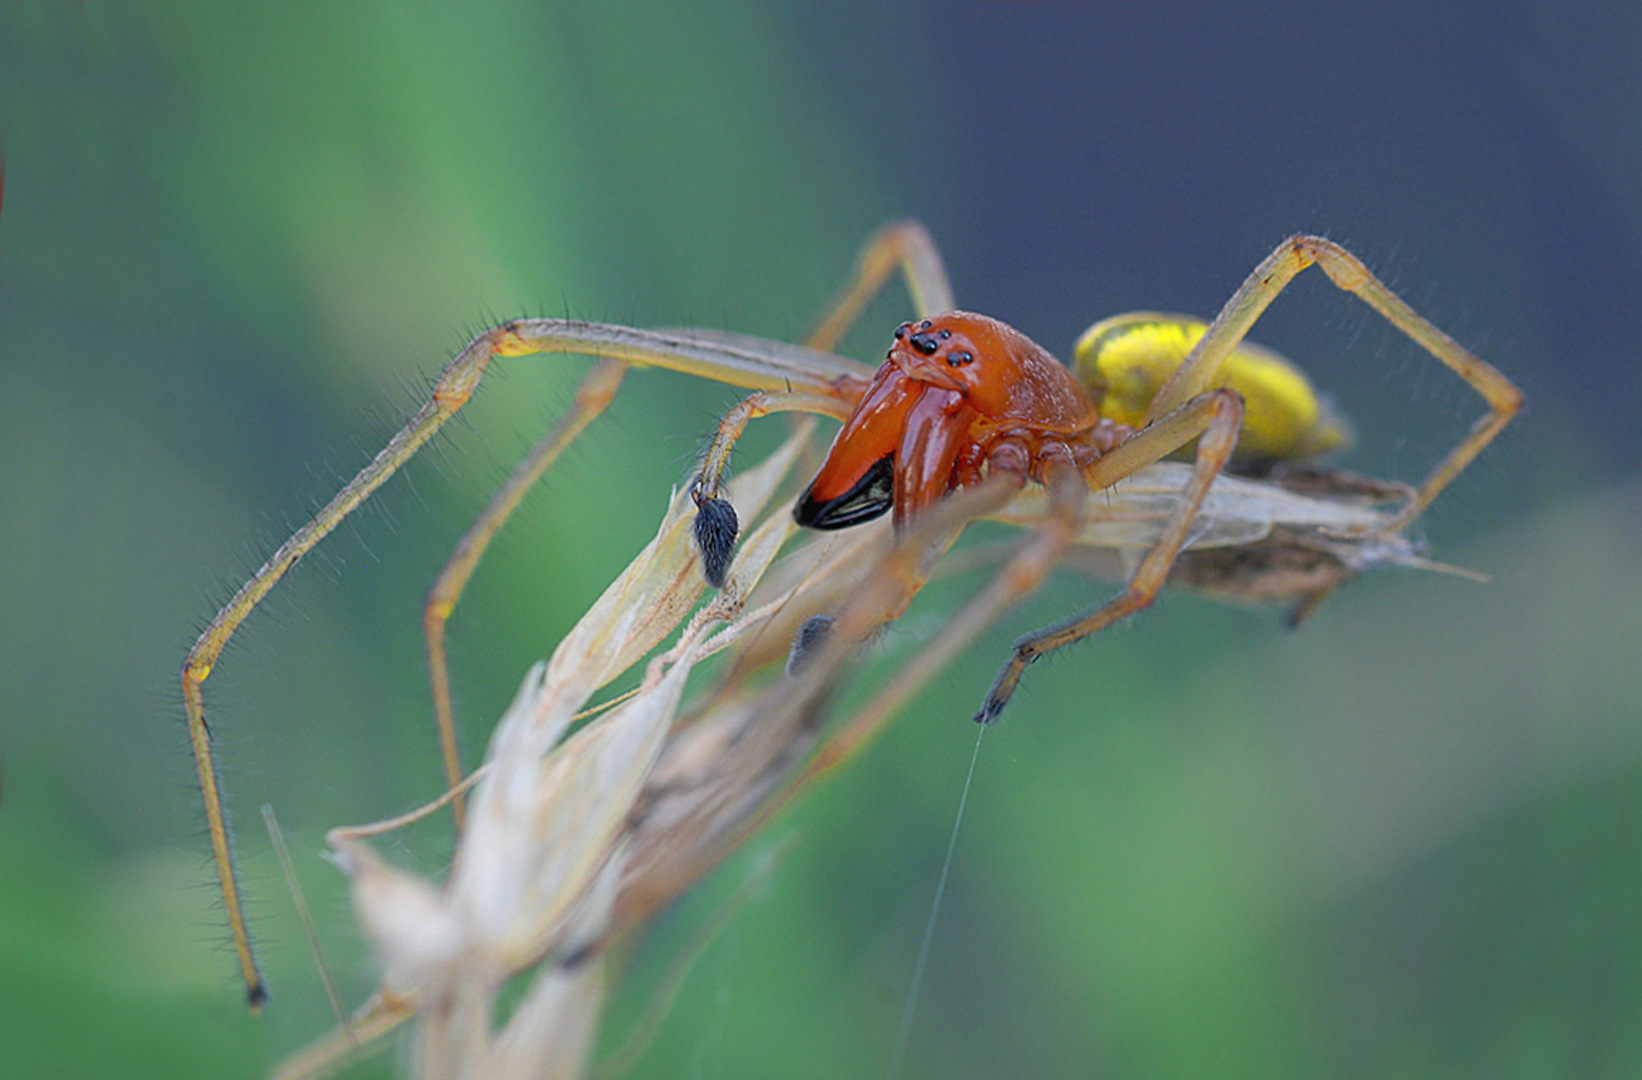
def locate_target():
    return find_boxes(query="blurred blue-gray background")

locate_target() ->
[3,2,1640,1076]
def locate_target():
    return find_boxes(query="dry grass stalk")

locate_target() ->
[274,426,1438,1080]
[272,423,887,1080]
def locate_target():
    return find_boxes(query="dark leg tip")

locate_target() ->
[247,980,269,1013]
[972,696,1006,725]
[1285,584,1338,628]
[785,614,835,677]
[976,650,1037,724]
[560,940,598,971]
[691,492,739,589]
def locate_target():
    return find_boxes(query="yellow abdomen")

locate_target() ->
[1073,313,1351,462]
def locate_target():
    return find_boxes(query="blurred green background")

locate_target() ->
[3,1,1641,1077]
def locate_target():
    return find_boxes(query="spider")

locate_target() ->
[183,221,1522,1009]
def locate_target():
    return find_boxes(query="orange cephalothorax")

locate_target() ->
[794,311,1101,530]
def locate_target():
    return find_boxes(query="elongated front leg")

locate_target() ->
[977,387,1245,723]
[183,317,877,1008]
[1148,236,1523,534]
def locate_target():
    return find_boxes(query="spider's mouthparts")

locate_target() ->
[793,454,894,530]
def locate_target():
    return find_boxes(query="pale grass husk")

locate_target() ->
[274,431,1435,1080]
[273,425,891,1080]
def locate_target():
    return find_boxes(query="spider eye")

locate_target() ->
[947,350,974,368]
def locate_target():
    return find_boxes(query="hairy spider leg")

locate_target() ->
[977,389,1244,721]
[183,319,870,1008]
[1151,235,1523,536]
[979,234,1524,719]
[730,386,1244,838]
[424,356,628,831]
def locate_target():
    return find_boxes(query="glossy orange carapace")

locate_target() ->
[794,312,1129,531]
